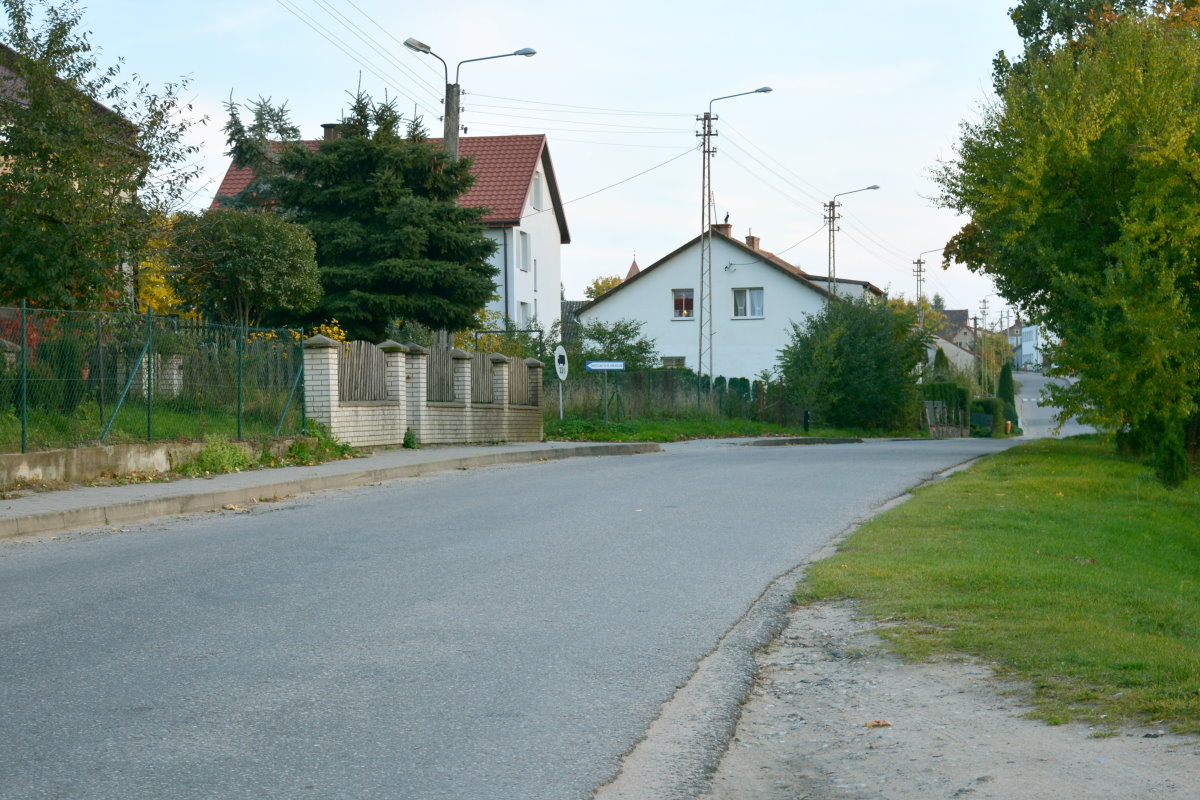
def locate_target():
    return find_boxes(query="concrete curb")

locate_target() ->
[0,442,661,541]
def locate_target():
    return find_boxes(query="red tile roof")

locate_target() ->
[211,133,556,231]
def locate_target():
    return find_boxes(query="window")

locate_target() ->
[661,356,686,369]
[531,171,544,211]
[673,289,694,318]
[733,287,764,318]
[519,302,531,326]
[519,232,531,272]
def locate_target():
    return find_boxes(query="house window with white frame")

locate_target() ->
[673,289,694,318]
[531,171,544,211]
[519,231,531,272]
[732,287,764,318]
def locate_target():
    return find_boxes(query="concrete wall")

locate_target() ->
[303,336,543,448]
[0,438,307,490]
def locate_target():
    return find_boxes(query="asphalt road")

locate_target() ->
[1015,370,1096,438]
[1,436,1019,800]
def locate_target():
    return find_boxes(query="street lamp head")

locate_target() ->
[754,86,773,93]
[866,184,880,190]
[514,47,537,57]
[403,37,431,54]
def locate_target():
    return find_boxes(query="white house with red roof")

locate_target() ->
[576,223,884,379]
[212,131,570,334]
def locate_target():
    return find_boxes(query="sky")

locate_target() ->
[65,0,1025,324]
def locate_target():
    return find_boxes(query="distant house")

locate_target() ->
[213,132,570,333]
[576,223,883,378]
[927,331,979,373]
[1009,320,1050,369]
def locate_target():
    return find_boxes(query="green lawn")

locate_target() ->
[797,436,1200,733]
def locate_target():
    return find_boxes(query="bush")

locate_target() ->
[970,397,1007,437]
[779,297,929,431]
[177,437,251,476]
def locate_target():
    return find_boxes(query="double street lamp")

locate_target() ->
[824,184,879,294]
[697,86,772,381]
[404,37,536,157]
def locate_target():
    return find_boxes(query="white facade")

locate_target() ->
[577,229,847,379]
[483,164,563,335]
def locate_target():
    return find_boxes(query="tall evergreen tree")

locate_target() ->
[266,93,497,341]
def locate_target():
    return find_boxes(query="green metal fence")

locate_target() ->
[0,304,304,453]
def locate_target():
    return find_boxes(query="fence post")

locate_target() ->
[237,321,245,440]
[19,299,27,453]
[146,308,154,441]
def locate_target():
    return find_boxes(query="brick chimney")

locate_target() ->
[745,232,760,251]
[321,123,342,141]
[711,222,733,237]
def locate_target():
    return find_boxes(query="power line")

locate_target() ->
[469,92,692,116]
[273,0,438,118]
[465,100,693,118]
[460,108,690,132]
[774,223,828,255]
[307,0,443,101]
[523,146,697,217]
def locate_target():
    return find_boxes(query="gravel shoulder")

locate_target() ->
[700,601,1200,800]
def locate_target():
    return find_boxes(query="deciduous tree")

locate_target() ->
[584,275,622,300]
[168,208,321,329]
[935,11,1200,484]
[0,0,200,308]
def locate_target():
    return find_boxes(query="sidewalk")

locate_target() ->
[0,441,660,540]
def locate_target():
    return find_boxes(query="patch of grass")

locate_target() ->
[276,423,357,466]
[177,437,252,477]
[798,436,1200,733]
[544,416,914,442]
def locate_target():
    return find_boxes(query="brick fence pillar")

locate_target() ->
[303,335,340,433]
[379,340,409,439]
[405,343,428,444]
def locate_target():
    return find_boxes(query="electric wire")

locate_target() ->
[469,92,692,116]
[774,223,828,255]
[522,146,697,218]
[273,0,438,118]
[307,0,444,101]
[456,108,690,131]
[342,0,446,84]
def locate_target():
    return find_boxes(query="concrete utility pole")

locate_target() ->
[826,185,879,295]
[696,87,771,382]
[913,248,941,328]
[403,38,536,159]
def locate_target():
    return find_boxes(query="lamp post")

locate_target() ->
[913,247,942,327]
[404,38,536,158]
[697,86,772,382]
[824,184,879,295]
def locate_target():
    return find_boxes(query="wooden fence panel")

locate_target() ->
[339,341,388,401]
[509,358,531,405]
[427,345,454,402]
[472,352,493,403]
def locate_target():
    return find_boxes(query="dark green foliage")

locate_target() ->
[168,208,321,328]
[265,93,497,341]
[998,362,1016,407]
[0,0,200,308]
[922,381,969,413]
[931,347,952,378]
[33,336,85,413]
[779,297,930,431]
[971,397,1007,437]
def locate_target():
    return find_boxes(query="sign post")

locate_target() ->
[553,345,568,420]
[585,360,625,423]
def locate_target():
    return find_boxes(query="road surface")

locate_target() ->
[1,437,1020,799]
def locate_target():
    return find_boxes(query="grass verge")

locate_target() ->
[796,436,1200,733]
[544,417,916,442]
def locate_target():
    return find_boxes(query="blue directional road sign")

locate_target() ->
[585,361,625,371]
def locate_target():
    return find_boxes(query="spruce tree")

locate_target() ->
[269,93,497,341]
